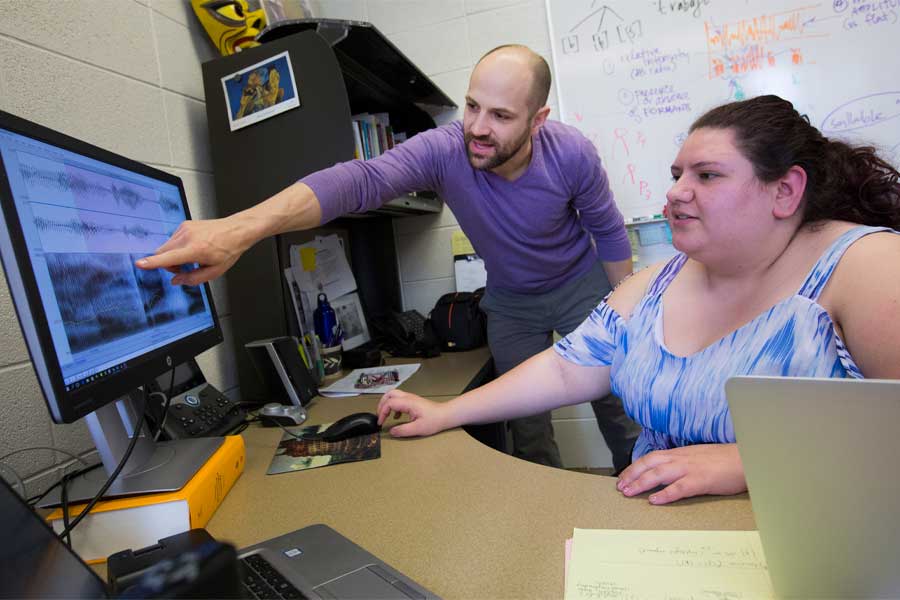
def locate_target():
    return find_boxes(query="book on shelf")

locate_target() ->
[47,435,245,564]
[350,121,363,160]
[351,112,402,159]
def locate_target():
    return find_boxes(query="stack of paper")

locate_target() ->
[564,529,775,599]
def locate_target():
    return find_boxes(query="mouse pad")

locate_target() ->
[266,422,381,475]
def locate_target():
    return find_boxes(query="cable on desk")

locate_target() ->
[0,446,93,503]
[56,388,149,543]
[28,461,101,507]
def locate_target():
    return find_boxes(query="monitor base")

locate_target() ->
[38,436,223,508]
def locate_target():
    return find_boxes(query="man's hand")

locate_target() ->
[616,443,746,505]
[376,390,452,437]
[135,216,250,286]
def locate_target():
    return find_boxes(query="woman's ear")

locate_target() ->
[773,165,807,219]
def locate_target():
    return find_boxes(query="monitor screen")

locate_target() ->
[0,111,222,423]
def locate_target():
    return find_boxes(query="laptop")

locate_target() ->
[0,476,437,599]
[726,376,900,599]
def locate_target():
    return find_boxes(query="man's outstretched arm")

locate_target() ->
[135,181,321,286]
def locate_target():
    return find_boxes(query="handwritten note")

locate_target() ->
[565,529,774,600]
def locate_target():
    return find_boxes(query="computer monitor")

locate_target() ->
[0,110,225,505]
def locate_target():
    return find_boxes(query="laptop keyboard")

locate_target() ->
[241,553,309,599]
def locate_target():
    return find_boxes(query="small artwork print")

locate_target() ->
[355,369,400,390]
[331,292,370,351]
[266,422,380,475]
[222,50,300,131]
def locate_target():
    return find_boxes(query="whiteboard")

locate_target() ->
[546,0,900,222]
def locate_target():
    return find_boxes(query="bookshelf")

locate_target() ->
[200,22,456,401]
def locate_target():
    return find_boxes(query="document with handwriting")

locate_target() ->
[565,529,775,600]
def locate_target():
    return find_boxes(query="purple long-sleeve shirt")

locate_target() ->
[302,120,631,294]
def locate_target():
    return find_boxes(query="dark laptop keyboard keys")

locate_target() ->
[241,553,309,599]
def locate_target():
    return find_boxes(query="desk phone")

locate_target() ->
[147,359,245,439]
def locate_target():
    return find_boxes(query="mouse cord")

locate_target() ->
[256,413,308,440]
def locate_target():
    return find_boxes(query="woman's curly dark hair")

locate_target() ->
[690,95,900,230]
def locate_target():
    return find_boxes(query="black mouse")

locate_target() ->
[316,412,380,442]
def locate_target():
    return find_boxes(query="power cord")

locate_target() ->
[0,446,93,502]
[152,367,177,442]
[28,461,101,507]
[56,387,149,544]
[254,412,310,441]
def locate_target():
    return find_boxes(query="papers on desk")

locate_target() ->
[318,364,421,395]
[564,529,775,599]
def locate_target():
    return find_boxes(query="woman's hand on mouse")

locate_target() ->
[377,390,450,437]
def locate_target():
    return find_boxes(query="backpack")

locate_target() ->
[369,310,441,358]
[430,288,487,351]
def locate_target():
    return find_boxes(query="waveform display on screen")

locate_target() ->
[45,252,206,354]
[19,162,183,219]
[33,215,171,242]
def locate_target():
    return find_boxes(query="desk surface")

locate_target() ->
[92,349,756,598]
[207,348,756,599]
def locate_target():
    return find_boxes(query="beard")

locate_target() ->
[464,125,531,171]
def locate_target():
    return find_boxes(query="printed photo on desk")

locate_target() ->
[221,50,300,131]
[267,424,380,475]
[319,364,421,395]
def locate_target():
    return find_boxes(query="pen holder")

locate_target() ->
[321,344,343,376]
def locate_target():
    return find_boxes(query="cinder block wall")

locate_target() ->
[0,0,240,497]
[0,0,615,488]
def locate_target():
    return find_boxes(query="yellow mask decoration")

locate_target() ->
[191,0,267,56]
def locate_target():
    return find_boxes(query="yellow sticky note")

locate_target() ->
[300,247,316,271]
[451,231,476,256]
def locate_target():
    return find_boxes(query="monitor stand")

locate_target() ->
[39,391,223,507]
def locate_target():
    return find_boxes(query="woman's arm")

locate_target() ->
[377,349,611,437]
[377,265,661,437]
[826,231,900,378]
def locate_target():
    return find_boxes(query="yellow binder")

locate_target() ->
[47,435,245,563]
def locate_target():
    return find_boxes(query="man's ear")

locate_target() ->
[530,106,551,134]
[772,165,807,219]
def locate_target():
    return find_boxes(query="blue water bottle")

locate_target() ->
[313,293,338,347]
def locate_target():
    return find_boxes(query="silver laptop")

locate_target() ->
[726,376,900,599]
[239,524,436,599]
[1,473,436,599]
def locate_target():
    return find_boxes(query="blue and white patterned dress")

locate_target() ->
[555,225,892,460]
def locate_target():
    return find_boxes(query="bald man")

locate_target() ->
[138,45,640,471]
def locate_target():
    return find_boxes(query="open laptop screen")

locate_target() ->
[0,477,107,598]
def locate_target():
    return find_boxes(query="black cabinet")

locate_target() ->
[200,22,456,401]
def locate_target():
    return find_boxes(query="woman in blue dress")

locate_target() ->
[377,95,900,504]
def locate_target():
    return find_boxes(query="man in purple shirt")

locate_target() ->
[138,45,639,471]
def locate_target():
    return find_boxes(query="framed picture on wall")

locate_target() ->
[332,292,370,351]
[221,50,300,131]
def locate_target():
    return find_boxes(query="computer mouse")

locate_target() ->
[259,402,307,427]
[316,412,380,442]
